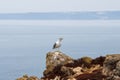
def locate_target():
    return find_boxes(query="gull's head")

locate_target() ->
[59,38,63,41]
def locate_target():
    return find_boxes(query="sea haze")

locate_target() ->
[0,20,120,80]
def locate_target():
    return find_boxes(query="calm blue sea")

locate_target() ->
[0,20,120,80]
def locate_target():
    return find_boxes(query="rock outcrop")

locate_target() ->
[41,51,106,80]
[102,54,120,80]
[16,74,39,80]
[16,51,120,80]
[44,51,74,77]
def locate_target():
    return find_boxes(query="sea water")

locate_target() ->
[0,20,120,80]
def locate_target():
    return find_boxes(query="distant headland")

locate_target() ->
[0,11,120,20]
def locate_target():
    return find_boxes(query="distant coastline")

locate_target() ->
[0,11,120,20]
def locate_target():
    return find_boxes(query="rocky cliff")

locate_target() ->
[16,51,120,80]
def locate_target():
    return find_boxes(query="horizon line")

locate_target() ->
[0,10,120,14]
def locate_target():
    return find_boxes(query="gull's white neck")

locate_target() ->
[56,39,61,43]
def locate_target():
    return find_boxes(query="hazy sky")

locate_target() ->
[0,0,120,13]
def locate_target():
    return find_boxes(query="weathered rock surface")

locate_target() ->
[16,74,39,80]
[44,51,74,76]
[17,51,120,80]
[41,51,106,80]
[102,54,120,80]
